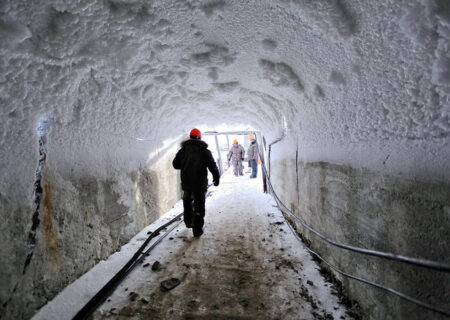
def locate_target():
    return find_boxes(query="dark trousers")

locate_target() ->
[182,190,206,234]
[249,159,258,177]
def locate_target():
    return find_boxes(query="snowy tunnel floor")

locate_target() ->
[34,167,356,320]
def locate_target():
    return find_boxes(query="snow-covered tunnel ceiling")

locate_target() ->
[1,0,449,180]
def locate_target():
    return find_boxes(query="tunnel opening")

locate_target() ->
[202,129,264,185]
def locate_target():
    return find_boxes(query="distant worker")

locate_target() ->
[172,128,220,237]
[247,134,258,179]
[227,139,245,176]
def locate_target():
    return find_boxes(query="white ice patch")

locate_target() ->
[36,115,54,138]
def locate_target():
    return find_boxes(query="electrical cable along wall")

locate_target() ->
[255,137,450,318]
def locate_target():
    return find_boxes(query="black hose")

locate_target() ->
[72,213,183,320]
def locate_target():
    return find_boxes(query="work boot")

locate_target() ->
[193,228,203,237]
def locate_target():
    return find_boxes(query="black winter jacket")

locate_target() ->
[172,139,220,192]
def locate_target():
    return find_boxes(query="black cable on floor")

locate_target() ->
[72,213,183,320]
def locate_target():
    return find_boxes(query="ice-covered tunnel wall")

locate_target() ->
[0,1,449,319]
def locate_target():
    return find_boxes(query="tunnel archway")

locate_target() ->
[1,1,449,319]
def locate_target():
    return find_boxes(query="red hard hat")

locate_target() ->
[190,128,201,138]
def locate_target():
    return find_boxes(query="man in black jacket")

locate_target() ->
[172,128,220,237]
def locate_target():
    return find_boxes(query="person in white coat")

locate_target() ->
[227,139,245,176]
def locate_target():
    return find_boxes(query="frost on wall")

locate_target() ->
[1,0,448,181]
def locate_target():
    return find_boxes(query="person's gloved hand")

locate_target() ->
[213,178,220,186]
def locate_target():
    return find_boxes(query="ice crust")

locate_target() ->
[1,0,449,197]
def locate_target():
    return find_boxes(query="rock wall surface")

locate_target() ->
[0,125,180,320]
[269,141,450,320]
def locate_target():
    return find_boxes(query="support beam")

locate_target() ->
[214,135,223,175]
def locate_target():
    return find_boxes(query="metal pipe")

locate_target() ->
[284,219,450,317]
[203,130,256,136]
[256,144,450,272]
[253,131,268,193]
[214,135,223,175]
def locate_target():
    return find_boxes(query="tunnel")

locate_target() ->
[1,0,449,319]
